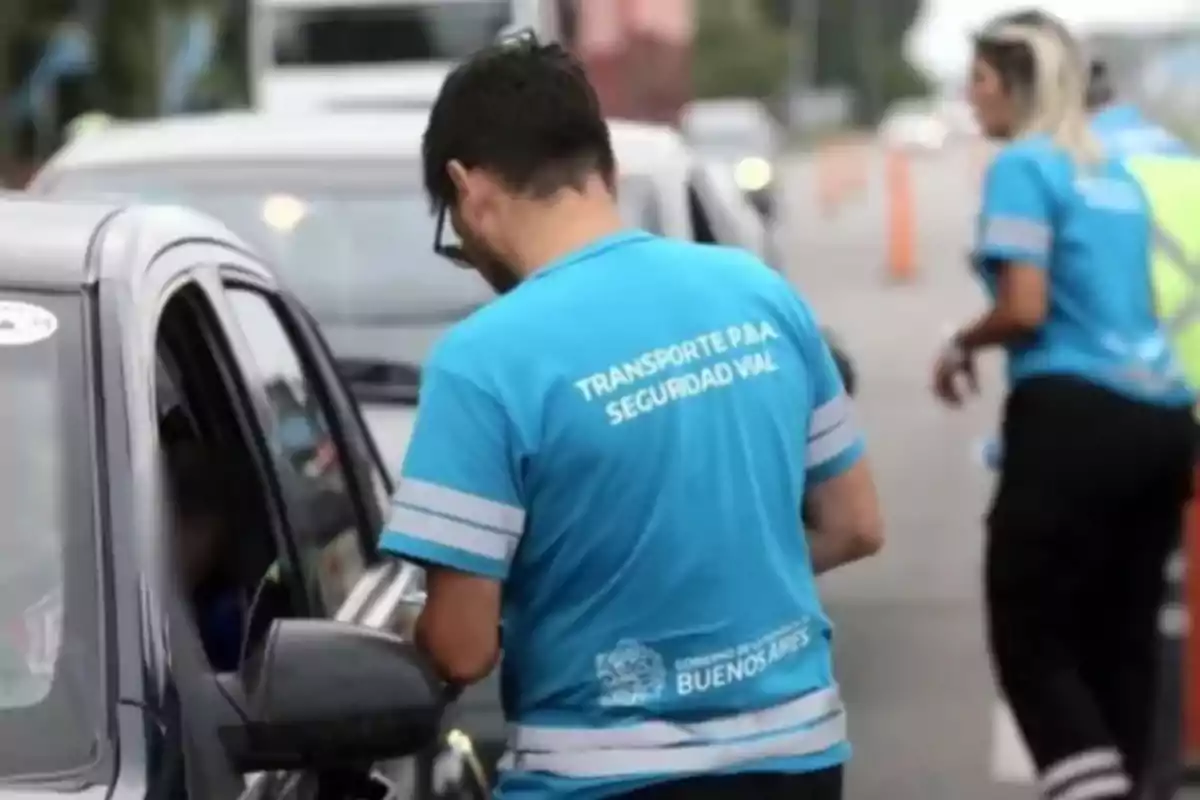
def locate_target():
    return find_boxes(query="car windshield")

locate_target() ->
[271,0,510,66]
[0,290,103,782]
[685,110,774,155]
[46,163,660,364]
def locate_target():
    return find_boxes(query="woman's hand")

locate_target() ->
[933,339,979,407]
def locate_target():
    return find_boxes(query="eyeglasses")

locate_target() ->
[432,202,471,268]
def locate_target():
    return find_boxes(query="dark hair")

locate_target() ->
[1086,60,1114,109]
[165,443,227,521]
[973,9,1065,94]
[421,35,616,209]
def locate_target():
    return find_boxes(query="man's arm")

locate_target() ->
[802,333,883,574]
[378,358,522,686]
[806,461,883,574]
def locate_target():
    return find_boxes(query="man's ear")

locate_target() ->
[447,159,472,201]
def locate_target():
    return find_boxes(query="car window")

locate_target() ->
[0,291,103,780]
[222,287,369,614]
[683,106,776,155]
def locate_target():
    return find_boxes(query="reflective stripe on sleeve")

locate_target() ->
[982,216,1051,257]
[500,686,846,779]
[394,479,525,534]
[809,393,850,438]
[385,504,517,562]
[807,395,859,469]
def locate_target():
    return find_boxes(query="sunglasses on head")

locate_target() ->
[432,202,472,268]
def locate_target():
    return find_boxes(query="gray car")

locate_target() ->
[0,195,486,799]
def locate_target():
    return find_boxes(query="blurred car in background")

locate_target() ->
[878,100,950,152]
[255,0,510,111]
[682,98,780,220]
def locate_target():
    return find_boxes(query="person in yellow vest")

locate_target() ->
[932,11,1196,799]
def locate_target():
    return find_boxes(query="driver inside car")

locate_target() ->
[165,442,292,672]
[166,442,245,672]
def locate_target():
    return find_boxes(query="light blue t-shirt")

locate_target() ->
[380,230,863,799]
[1091,103,1191,157]
[973,136,1193,407]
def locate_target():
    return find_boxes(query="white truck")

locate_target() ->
[252,0,514,112]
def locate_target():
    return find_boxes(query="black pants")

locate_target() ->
[614,767,843,799]
[986,376,1194,799]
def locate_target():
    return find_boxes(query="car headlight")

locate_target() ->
[734,157,773,192]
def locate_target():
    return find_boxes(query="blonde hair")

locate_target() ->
[978,15,1104,165]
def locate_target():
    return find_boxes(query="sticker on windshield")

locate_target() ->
[0,301,57,346]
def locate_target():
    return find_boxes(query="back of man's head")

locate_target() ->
[421,35,616,209]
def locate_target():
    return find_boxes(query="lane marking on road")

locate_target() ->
[990,701,1036,784]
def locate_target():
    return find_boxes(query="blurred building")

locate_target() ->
[556,0,695,126]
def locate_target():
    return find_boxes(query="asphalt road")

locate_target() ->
[775,139,1056,800]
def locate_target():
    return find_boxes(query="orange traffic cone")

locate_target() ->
[885,149,916,282]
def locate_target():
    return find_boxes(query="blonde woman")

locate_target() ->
[931,11,1195,799]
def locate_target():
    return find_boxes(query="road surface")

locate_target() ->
[775,139,1194,799]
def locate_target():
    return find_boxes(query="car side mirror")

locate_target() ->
[216,619,445,773]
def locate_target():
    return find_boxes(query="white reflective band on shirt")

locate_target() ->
[394,479,526,534]
[1041,749,1124,798]
[809,393,849,438]
[501,686,844,780]
[386,504,516,562]
[807,395,858,468]
[982,216,1052,257]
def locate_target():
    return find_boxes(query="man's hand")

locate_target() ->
[932,339,979,407]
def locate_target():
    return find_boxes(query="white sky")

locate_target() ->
[908,0,1198,79]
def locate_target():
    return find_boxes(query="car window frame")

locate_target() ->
[215,273,387,616]
[280,292,394,512]
[139,261,309,800]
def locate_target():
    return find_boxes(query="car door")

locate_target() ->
[211,269,432,799]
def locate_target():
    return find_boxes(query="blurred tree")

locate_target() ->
[692,0,790,100]
[93,0,164,118]
[695,0,929,121]
[94,0,231,117]
[813,0,929,124]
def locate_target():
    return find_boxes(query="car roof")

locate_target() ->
[44,111,432,170]
[608,119,693,176]
[684,98,771,123]
[0,194,262,289]
[43,111,693,179]
[0,194,119,287]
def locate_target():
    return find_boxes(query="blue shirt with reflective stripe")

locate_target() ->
[1091,104,1191,158]
[973,135,1193,407]
[380,230,863,798]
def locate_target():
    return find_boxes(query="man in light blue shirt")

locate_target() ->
[379,35,884,800]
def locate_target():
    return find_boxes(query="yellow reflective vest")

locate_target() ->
[1124,155,1200,394]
